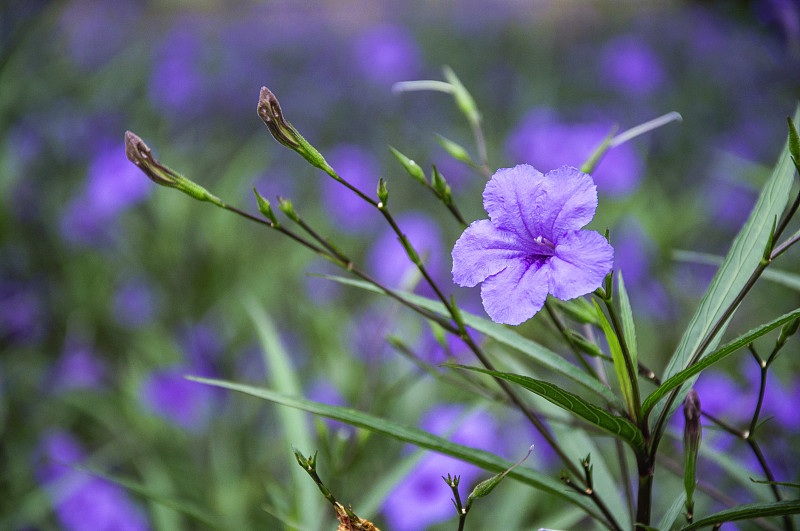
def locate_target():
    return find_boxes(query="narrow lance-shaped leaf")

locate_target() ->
[594,300,636,417]
[316,274,623,408]
[185,376,605,520]
[674,249,800,291]
[446,366,644,451]
[658,492,688,531]
[654,105,800,429]
[642,307,800,417]
[617,272,638,372]
[679,499,800,531]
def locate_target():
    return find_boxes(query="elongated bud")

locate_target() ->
[788,116,800,163]
[277,196,299,222]
[435,134,474,165]
[124,131,222,205]
[253,187,279,226]
[389,147,427,185]
[683,388,701,520]
[431,165,453,206]
[377,178,389,206]
[125,131,180,188]
[778,317,800,349]
[257,87,301,149]
[683,389,701,452]
[465,445,534,512]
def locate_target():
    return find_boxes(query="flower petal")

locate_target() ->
[480,257,550,325]
[538,166,598,239]
[452,219,530,287]
[548,230,614,300]
[482,164,546,242]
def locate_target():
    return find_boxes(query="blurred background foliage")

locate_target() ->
[1,0,799,529]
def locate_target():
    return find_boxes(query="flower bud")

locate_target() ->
[377,178,389,206]
[683,388,701,452]
[257,87,301,149]
[124,131,222,205]
[124,131,180,188]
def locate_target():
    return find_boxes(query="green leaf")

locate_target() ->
[185,376,606,521]
[435,133,475,166]
[245,301,320,529]
[617,273,638,372]
[447,366,644,451]
[679,499,800,530]
[642,307,800,417]
[594,300,636,417]
[389,146,427,185]
[674,249,800,291]
[317,275,623,408]
[655,105,800,429]
[442,65,481,129]
[658,492,687,531]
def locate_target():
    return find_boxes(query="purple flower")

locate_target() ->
[598,35,666,97]
[382,405,499,531]
[353,24,423,86]
[37,431,149,531]
[139,366,216,432]
[368,212,445,292]
[321,144,379,233]
[57,0,142,70]
[506,109,643,196]
[452,165,614,325]
[148,21,212,118]
[113,279,159,329]
[50,341,108,392]
[0,281,44,344]
[60,142,152,246]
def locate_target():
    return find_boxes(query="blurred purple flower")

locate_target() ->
[506,109,643,196]
[0,281,44,344]
[81,141,150,213]
[149,22,213,117]
[58,0,142,70]
[353,24,423,86]
[706,177,757,231]
[694,373,750,426]
[382,405,500,531]
[742,365,800,429]
[612,219,670,317]
[113,279,159,329]
[321,144,379,233]
[139,366,216,432]
[50,341,108,392]
[598,35,666,97]
[179,323,224,367]
[37,431,149,531]
[60,142,152,246]
[306,378,352,432]
[755,0,800,52]
[452,165,613,325]
[368,212,445,292]
[304,260,343,304]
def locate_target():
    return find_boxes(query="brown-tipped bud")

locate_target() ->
[124,131,180,188]
[683,388,702,452]
[257,87,301,149]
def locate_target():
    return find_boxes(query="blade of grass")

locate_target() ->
[186,376,608,524]
[244,299,320,530]
[316,274,622,408]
